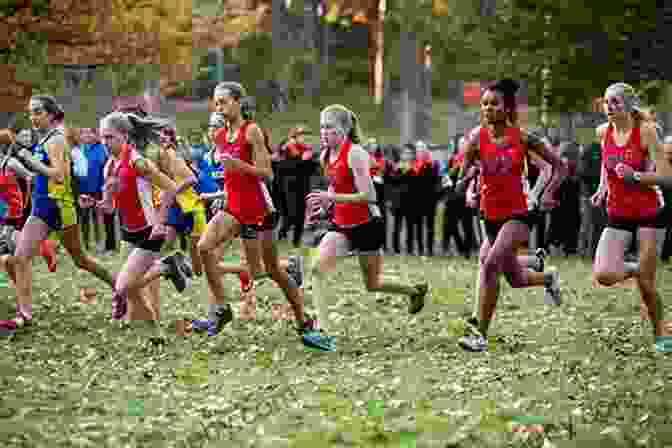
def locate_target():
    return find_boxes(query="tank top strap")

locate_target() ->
[632,125,641,148]
[238,121,252,144]
[479,126,488,149]
[603,123,614,146]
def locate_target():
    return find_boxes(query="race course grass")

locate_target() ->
[1,242,671,448]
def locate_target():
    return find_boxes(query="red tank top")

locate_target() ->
[478,126,528,221]
[602,124,658,220]
[0,171,23,220]
[214,121,270,225]
[114,144,155,232]
[324,139,370,226]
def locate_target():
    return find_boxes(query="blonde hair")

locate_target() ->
[321,104,364,144]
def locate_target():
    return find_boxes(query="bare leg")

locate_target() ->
[635,228,664,337]
[62,224,116,288]
[13,217,50,321]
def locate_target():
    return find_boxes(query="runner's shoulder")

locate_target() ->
[596,122,610,139]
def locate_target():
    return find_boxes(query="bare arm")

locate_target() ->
[133,157,177,195]
[524,131,567,201]
[528,151,551,198]
[459,127,480,181]
[163,146,198,193]
[625,126,672,188]
[243,124,273,180]
[5,157,34,181]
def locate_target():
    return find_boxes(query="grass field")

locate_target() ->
[1,239,671,447]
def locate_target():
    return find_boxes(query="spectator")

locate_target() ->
[72,127,109,254]
[414,141,440,256]
[547,142,581,255]
[385,146,412,254]
[367,138,388,251]
[441,138,472,257]
[660,136,672,262]
[577,141,607,257]
[399,145,423,255]
[277,126,314,246]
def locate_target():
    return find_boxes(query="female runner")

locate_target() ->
[456,80,566,352]
[192,82,322,348]
[306,104,428,347]
[3,96,115,328]
[591,83,669,352]
[98,111,179,322]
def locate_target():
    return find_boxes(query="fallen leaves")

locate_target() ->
[1,247,671,446]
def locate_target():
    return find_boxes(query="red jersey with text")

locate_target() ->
[113,144,156,232]
[478,126,528,221]
[324,140,370,226]
[602,124,657,220]
[214,122,271,225]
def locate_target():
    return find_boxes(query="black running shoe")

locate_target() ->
[287,255,304,289]
[534,248,547,273]
[173,251,194,278]
[161,254,188,293]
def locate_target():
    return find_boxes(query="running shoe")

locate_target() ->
[161,254,189,293]
[655,336,672,353]
[458,315,488,352]
[298,316,335,351]
[239,270,253,293]
[0,320,16,338]
[458,334,488,352]
[173,251,194,278]
[0,231,15,256]
[544,270,562,306]
[534,248,547,273]
[111,292,128,320]
[287,255,304,289]
[191,304,233,337]
[408,283,428,314]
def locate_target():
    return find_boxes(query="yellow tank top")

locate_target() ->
[48,150,75,204]
[175,175,203,213]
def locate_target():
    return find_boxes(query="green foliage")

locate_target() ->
[383,0,669,110]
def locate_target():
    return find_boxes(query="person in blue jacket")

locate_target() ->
[71,127,109,254]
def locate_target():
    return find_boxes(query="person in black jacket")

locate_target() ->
[577,141,607,257]
[547,142,581,255]
[277,126,314,246]
[413,141,440,255]
[367,139,388,251]
[386,146,418,254]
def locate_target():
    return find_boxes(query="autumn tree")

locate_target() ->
[0,0,198,126]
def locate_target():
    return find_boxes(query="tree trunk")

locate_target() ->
[0,112,17,130]
[399,29,419,144]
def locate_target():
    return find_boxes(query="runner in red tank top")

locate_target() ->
[98,111,180,326]
[590,82,669,352]
[303,104,428,348]
[456,79,567,352]
[192,82,326,346]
